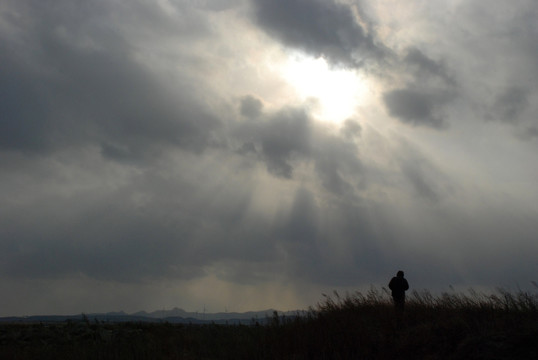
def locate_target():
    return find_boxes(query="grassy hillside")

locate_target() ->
[1,288,537,359]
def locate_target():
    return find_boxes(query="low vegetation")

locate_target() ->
[1,287,537,359]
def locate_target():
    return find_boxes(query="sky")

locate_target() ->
[1,0,538,316]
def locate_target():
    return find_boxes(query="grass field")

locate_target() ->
[1,287,537,359]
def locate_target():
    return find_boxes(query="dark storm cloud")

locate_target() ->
[492,86,529,123]
[451,0,538,135]
[211,184,391,287]
[235,100,364,194]
[383,88,454,128]
[250,0,463,130]
[0,153,277,282]
[0,183,194,281]
[403,47,456,86]
[275,187,321,273]
[523,126,538,140]
[239,95,264,119]
[0,54,52,152]
[277,196,389,286]
[397,151,453,204]
[0,0,383,289]
[250,0,387,67]
[2,0,538,317]
[260,108,311,178]
[340,119,362,139]
[0,143,367,287]
[238,105,313,178]
[382,47,458,129]
[0,0,231,286]
[0,0,220,157]
[313,132,361,197]
[401,162,439,203]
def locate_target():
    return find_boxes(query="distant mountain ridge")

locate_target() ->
[0,307,306,325]
[132,307,302,321]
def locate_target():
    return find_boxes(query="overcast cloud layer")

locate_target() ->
[1,0,538,316]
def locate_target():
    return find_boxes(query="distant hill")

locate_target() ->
[133,307,304,321]
[0,308,306,325]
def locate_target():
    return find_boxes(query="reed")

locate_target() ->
[1,287,537,359]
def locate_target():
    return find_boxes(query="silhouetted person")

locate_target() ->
[388,271,409,316]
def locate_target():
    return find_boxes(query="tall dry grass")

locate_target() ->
[1,287,537,359]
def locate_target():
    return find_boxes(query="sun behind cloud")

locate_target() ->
[280,53,368,124]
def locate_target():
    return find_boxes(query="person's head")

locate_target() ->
[397,270,404,277]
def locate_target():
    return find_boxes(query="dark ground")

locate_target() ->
[2,289,537,359]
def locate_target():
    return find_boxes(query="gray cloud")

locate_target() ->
[397,145,454,204]
[0,0,220,157]
[340,119,362,139]
[381,46,459,129]
[237,105,313,178]
[439,0,538,134]
[0,56,52,152]
[240,95,264,119]
[383,88,454,128]
[404,47,456,86]
[234,101,364,195]
[1,0,538,316]
[271,187,387,286]
[523,126,538,140]
[250,0,387,68]
[491,86,529,123]
[259,109,312,178]
[0,178,190,282]
[250,1,463,130]
[313,132,362,197]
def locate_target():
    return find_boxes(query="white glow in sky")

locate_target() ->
[281,54,367,123]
